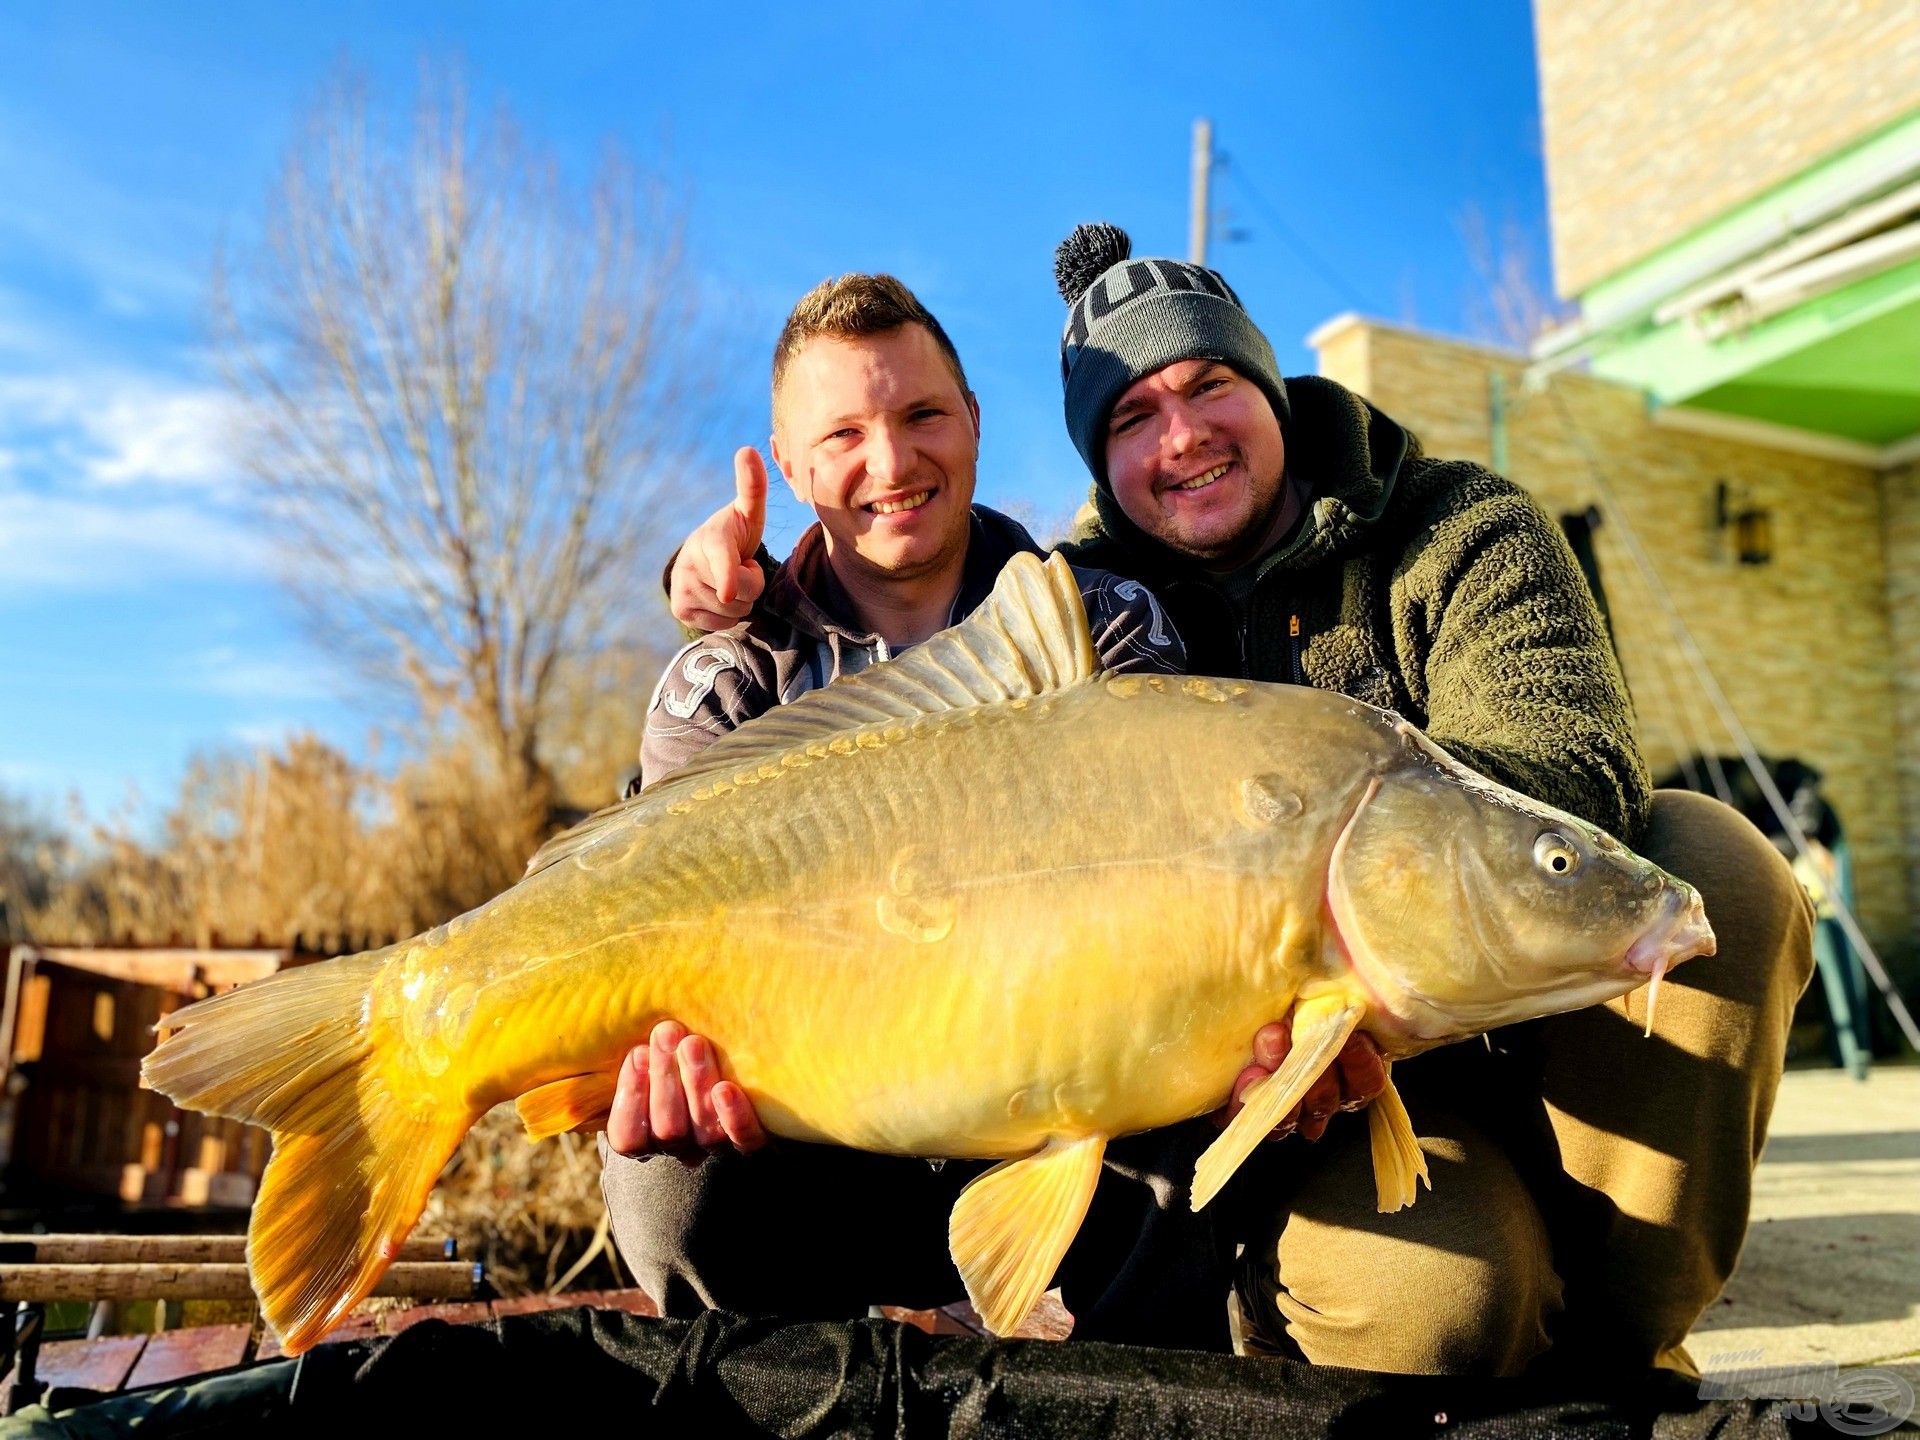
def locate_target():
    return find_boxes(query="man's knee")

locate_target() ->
[599,1140,727,1314]
[1237,1118,1562,1376]
[600,1139,981,1320]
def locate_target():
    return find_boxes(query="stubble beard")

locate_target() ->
[1151,451,1290,570]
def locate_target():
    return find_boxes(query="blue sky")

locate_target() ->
[0,1,1554,822]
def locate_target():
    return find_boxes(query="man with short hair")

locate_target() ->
[664,228,1813,1377]
[603,272,1366,1349]
[636,272,1184,788]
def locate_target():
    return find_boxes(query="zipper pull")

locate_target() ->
[1288,615,1301,638]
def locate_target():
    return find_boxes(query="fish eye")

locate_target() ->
[1533,832,1580,878]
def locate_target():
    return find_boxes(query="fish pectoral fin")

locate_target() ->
[516,1072,620,1141]
[949,1133,1106,1338]
[1190,1001,1365,1212]
[1366,1070,1430,1213]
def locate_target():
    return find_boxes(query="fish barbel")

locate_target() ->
[142,553,1714,1353]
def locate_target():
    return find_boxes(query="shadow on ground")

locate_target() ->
[1760,1130,1920,1164]
[1693,1213,1920,1332]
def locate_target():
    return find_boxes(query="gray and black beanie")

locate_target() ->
[1054,222,1288,483]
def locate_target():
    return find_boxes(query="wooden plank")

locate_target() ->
[940,1292,1073,1341]
[557,1288,659,1317]
[124,1324,251,1389]
[880,1305,980,1337]
[31,949,286,996]
[487,1288,659,1319]
[0,1260,481,1302]
[21,1335,146,1393]
[197,953,290,990]
[381,1301,494,1334]
[0,1234,455,1264]
[255,1311,381,1360]
[247,1288,656,1360]
[487,1293,577,1318]
[12,974,48,1062]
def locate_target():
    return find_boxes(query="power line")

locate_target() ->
[1215,151,1374,312]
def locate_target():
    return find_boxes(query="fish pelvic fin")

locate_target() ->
[948,1133,1105,1337]
[517,1072,618,1141]
[141,948,476,1355]
[1366,1070,1430,1213]
[1190,1000,1365,1212]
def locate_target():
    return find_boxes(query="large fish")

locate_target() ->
[143,553,1714,1354]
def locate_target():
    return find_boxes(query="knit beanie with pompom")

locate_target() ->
[1053,222,1287,483]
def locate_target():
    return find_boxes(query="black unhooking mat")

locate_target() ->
[0,1307,1851,1438]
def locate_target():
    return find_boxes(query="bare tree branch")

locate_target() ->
[214,68,730,829]
[1457,203,1574,353]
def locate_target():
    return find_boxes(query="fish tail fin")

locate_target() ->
[142,947,477,1355]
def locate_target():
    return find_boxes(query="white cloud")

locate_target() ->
[85,385,239,488]
[0,485,271,593]
[0,350,262,595]
[0,371,240,491]
[190,647,344,702]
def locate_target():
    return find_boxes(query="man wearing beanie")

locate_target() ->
[661,228,1813,1379]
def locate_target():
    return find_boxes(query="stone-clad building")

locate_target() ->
[1308,0,1919,986]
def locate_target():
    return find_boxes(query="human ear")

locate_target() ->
[769,429,810,506]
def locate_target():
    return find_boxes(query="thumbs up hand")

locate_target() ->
[670,447,770,631]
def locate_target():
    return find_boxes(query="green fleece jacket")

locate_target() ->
[1058,374,1653,846]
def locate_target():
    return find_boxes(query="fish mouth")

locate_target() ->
[1624,887,1714,1040]
[1624,887,1715,976]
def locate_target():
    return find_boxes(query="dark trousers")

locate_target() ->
[601,1121,1233,1351]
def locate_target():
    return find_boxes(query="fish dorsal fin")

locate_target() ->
[522,550,1098,880]
[523,794,652,879]
[657,550,1098,792]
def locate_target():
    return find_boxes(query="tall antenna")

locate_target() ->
[1189,117,1213,265]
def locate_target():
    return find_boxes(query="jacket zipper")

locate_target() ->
[1288,612,1304,685]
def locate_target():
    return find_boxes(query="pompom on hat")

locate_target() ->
[1052,222,1287,483]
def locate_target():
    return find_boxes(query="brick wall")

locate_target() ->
[1885,462,1920,950]
[1314,317,1916,974]
[1535,0,1920,297]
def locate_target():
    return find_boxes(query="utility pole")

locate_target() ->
[1189,117,1213,266]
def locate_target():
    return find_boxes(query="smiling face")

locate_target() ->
[770,324,981,588]
[1103,359,1291,569]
